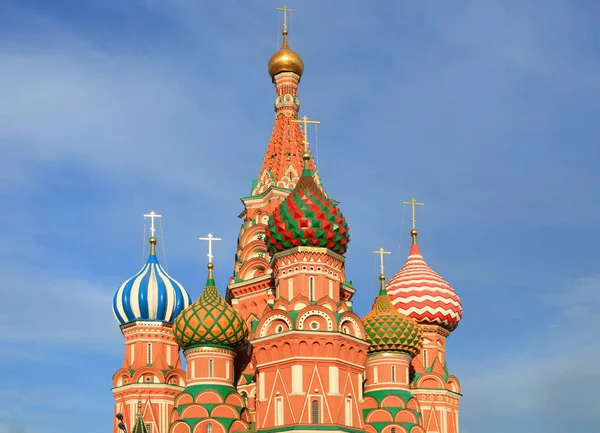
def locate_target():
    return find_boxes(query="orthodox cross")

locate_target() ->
[292,115,321,151]
[199,233,222,263]
[143,211,162,238]
[403,198,424,230]
[373,248,391,275]
[275,5,295,31]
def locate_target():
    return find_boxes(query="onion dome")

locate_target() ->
[266,152,350,255]
[386,229,463,332]
[268,29,304,79]
[363,274,423,357]
[174,263,248,349]
[113,237,192,326]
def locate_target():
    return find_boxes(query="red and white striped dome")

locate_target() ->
[386,231,462,332]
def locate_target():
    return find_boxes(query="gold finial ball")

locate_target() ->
[149,237,157,245]
[301,151,311,161]
[379,274,386,282]
[268,31,304,79]
[207,263,214,270]
[410,229,419,237]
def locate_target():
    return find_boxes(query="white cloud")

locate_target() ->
[0,265,121,349]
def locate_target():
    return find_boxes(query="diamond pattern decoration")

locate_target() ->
[363,289,423,357]
[266,166,350,255]
[174,280,248,349]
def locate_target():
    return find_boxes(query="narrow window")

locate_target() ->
[209,359,214,378]
[358,374,363,400]
[423,349,428,368]
[207,423,213,433]
[226,361,231,380]
[345,398,352,425]
[275,397,284,426]
[391,428,396,433]
[309,277,315,301]
[311,400,319,424]
[328,280,333,298]
[288,279,294,299]
[374,366,379,384]
[147,343,152,365]
[391,366,396,383]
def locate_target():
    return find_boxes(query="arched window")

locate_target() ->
[391,366,396,383]
[147,343,152,365]
[311,400,319,424]
[209,359,214,378]
[207,422,213,433]
[309,277,315,301]
[391,428,396,433]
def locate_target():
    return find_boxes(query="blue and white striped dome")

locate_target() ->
[113,237,192,326]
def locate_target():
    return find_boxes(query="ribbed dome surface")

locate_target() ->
[174,265,248,349]
[113,238,191,326]
[266,158,350,255]
[387,238,462,332]
[363,277,423,356]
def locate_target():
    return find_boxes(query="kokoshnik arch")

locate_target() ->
[111,8,463,433]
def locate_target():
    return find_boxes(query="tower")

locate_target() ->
[362,267,425,433]
[227,19,323,323]
[170,259,251,433]
[386,225,463,433]
[250,151,369,431]
[112,224,192,433]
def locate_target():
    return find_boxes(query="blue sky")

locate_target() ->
[0,0,599,432]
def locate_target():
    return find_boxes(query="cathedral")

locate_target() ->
[111,12,463,433]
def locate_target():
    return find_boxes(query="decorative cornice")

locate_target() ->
[184,346,236,356]
[419,325,451,337]
[271,246,345,263]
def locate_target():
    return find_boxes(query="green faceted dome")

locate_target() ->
[266,153,350,255]
[363,275,423,357]
[174,264,248,349]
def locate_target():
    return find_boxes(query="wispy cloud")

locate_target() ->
[459,275,600,432]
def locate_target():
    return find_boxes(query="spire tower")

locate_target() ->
[386,201,463,433]
[112,213,190,433]
[228,8,322,325]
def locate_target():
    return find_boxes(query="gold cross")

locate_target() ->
[373,248,391,275]
[403,198,425,230]
[292,115,321,151]
[275,5,295,31]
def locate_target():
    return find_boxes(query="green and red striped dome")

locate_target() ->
[266,155,350,255]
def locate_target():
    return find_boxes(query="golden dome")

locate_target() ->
[268,30,304,79]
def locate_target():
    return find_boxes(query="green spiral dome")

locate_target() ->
[266,154,350,255]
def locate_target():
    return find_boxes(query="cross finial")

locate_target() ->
[275,5,295,31]
[402,199,425,230]
[143,211,162,238]
[373,247,391,276]
[198,233,222,264]
[292,115,321,151]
